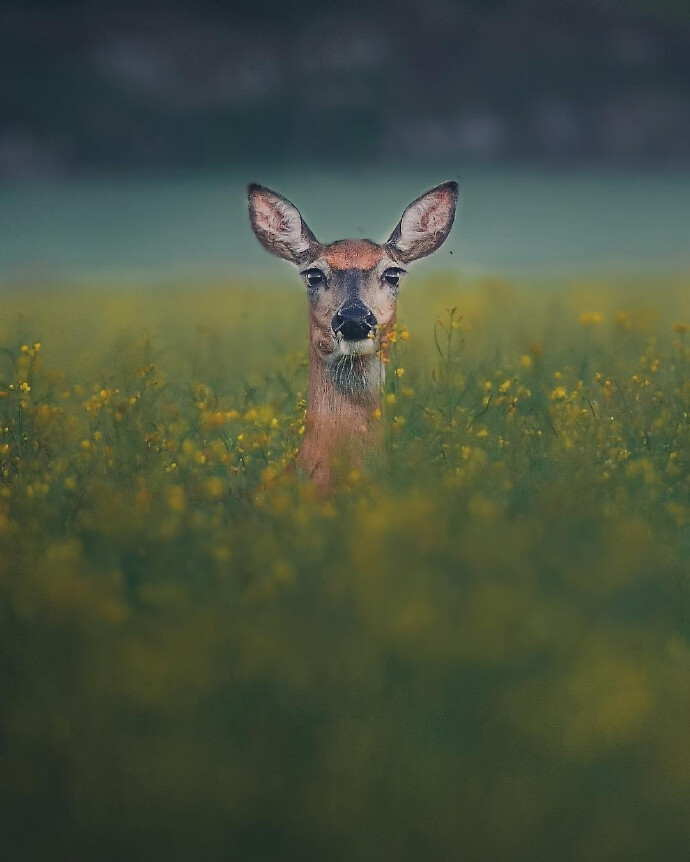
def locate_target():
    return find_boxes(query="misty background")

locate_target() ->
[1,0,689,280]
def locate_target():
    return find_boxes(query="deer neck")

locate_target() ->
[298,338,383,485]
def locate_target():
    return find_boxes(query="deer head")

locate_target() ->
[248,181,458,396]
[247,181,458,486]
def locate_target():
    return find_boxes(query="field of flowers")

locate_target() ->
[2,272,690,860]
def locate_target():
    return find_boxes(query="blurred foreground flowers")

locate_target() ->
[1,276,690,861]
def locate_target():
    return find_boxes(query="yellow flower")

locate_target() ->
[135,489,152,512]
[395,367,405,378]
[579,311,603,326]
[468,494,498,519]
[200,410,227,431]
[520,354,533,369]
[550,386,567,400]
[167,486,186,513]
[205,477,225,498]
[626,458,658,486]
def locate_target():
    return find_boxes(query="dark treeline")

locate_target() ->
[2,0,689,176]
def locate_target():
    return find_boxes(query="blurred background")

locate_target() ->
[1,0,689,281]
[4,0,690,173]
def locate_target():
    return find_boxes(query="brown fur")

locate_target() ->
[321,240,385,271]
[297,336,383,491]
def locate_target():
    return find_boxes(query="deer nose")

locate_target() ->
[332,301,377,341]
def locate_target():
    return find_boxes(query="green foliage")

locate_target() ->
[2,275,690,860]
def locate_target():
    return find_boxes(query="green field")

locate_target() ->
[3,273,690,860]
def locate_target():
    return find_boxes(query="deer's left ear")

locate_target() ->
[248,183,320,264]
[385,181,458,263]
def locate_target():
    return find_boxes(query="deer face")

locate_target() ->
[248,181,458,395]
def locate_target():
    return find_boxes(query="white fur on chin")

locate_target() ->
[324,341,385,396]
[333,338,378,358]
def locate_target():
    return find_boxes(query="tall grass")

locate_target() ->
[2,273,690,861]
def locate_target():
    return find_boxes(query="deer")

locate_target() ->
[247,181,458,490]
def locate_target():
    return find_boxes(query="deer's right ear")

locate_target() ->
[247,184,320,264]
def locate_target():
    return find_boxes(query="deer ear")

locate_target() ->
[385,181,458,263]
[248,183,319,264]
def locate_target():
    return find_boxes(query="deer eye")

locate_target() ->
[303,269,326,289]
[382,268,405,288]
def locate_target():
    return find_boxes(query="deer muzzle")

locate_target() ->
[332,300,377,342]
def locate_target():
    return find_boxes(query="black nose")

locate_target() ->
[332,301,377,341]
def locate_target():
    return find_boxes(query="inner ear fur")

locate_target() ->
[385,181,458,264]
[248,183,320,264]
